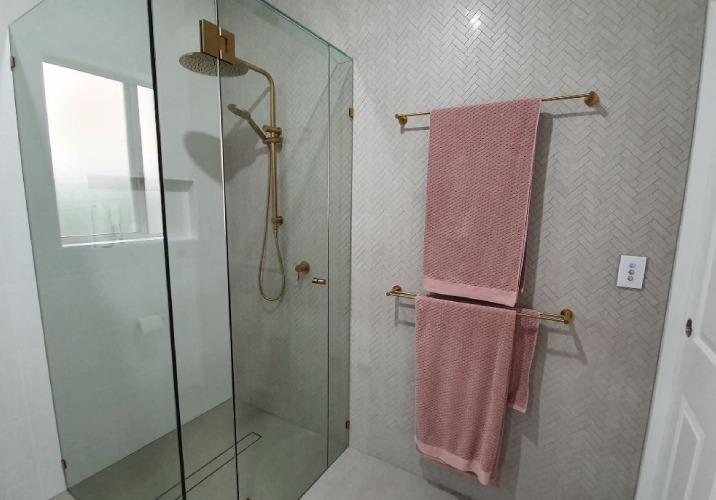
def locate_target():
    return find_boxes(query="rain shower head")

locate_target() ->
[228,104,267,140]
[179,52,249,77]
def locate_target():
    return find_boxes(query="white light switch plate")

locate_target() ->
[617,255,647,289]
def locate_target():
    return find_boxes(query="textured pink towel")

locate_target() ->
[415,295,517,485]
[507,310,540,413]
[423,99,542,307]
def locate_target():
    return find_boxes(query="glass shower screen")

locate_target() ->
[11,0,351,497]
[10,1,184,498]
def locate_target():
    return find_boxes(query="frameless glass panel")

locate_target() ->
[10,0,182,498]
[150,1,239,499]
[218,0,331,498]
[327,45,353,466]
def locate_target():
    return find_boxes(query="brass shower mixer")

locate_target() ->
[295,261,310,281]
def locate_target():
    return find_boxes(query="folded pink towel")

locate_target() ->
[423,98,542,307]
[507,310,540,413]
[415,295,517,485]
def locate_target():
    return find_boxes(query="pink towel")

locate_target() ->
[423,99,542,307]
[507,310,540,413]
[415,295,517,485]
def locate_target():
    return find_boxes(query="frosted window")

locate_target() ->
[42,62,162,244]
[137,85,163,236]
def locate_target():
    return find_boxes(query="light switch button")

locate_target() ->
[617,255,647,289]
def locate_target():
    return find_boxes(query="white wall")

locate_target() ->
[271,1,706,499]
[0,0,65,498]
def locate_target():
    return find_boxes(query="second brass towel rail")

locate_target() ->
[386,285,573,324]
[395,91,600,125]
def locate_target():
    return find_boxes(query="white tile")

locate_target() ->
[0,286,18,359]
[38,470,67,500]
[9,282,45,354]
[17,344,54,414]
[29,410,63,477]
[0,480,45,500]
[0,420,39,490]
[303,448,460,500]
[1,4,65,499]
[0,355,26,424]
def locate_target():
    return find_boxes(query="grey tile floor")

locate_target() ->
[60,398,327,500]
[51,410,455,500]
[55,448,459,500]
[302,449,461,500]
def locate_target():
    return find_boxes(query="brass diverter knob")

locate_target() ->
[295,261,310,281]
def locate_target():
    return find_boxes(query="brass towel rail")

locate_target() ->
[395,91,600,125]
[386,285,573,324]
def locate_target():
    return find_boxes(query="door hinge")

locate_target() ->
[10,56,16,70]
[61,458,67,470]
[348,107,355,119]
[345,420,351,430]
[200,19,237,64]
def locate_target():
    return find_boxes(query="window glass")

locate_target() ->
[42,62,162,244]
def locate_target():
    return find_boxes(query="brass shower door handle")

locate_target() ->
[311,278,327,285]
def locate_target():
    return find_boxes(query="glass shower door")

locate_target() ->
[218,1,331,499]
[150,1,240,499]
[10,1,184,498]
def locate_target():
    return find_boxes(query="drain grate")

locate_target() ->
[155,432,262,500]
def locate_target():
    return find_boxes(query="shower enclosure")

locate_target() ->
[10,0,352,498]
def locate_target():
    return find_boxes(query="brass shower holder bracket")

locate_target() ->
[263,125,282,135]
[200,19,237,65]
[262,136,283,145]
[559,309,574,324]
[261,125,283,145]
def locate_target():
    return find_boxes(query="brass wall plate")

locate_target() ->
[200,19,237,64]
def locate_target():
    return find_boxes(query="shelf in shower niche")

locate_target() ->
[163,178,193,191]
[163,178,196,241]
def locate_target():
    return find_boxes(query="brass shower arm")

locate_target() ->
[238,58,277,128]
[234,58,282,236]
[180,32,286,301]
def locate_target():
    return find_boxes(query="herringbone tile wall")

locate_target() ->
[270,0,707,498]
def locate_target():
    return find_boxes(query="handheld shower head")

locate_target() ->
[228,104,267,140]
[228,103,252,120]
[179,47,285,302]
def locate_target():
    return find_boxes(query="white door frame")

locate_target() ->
[636,1,716,498]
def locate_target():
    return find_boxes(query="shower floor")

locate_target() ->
[66,399,327,500]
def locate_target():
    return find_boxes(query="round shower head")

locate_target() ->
[227,103,252,120]
[179,52,249,77]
